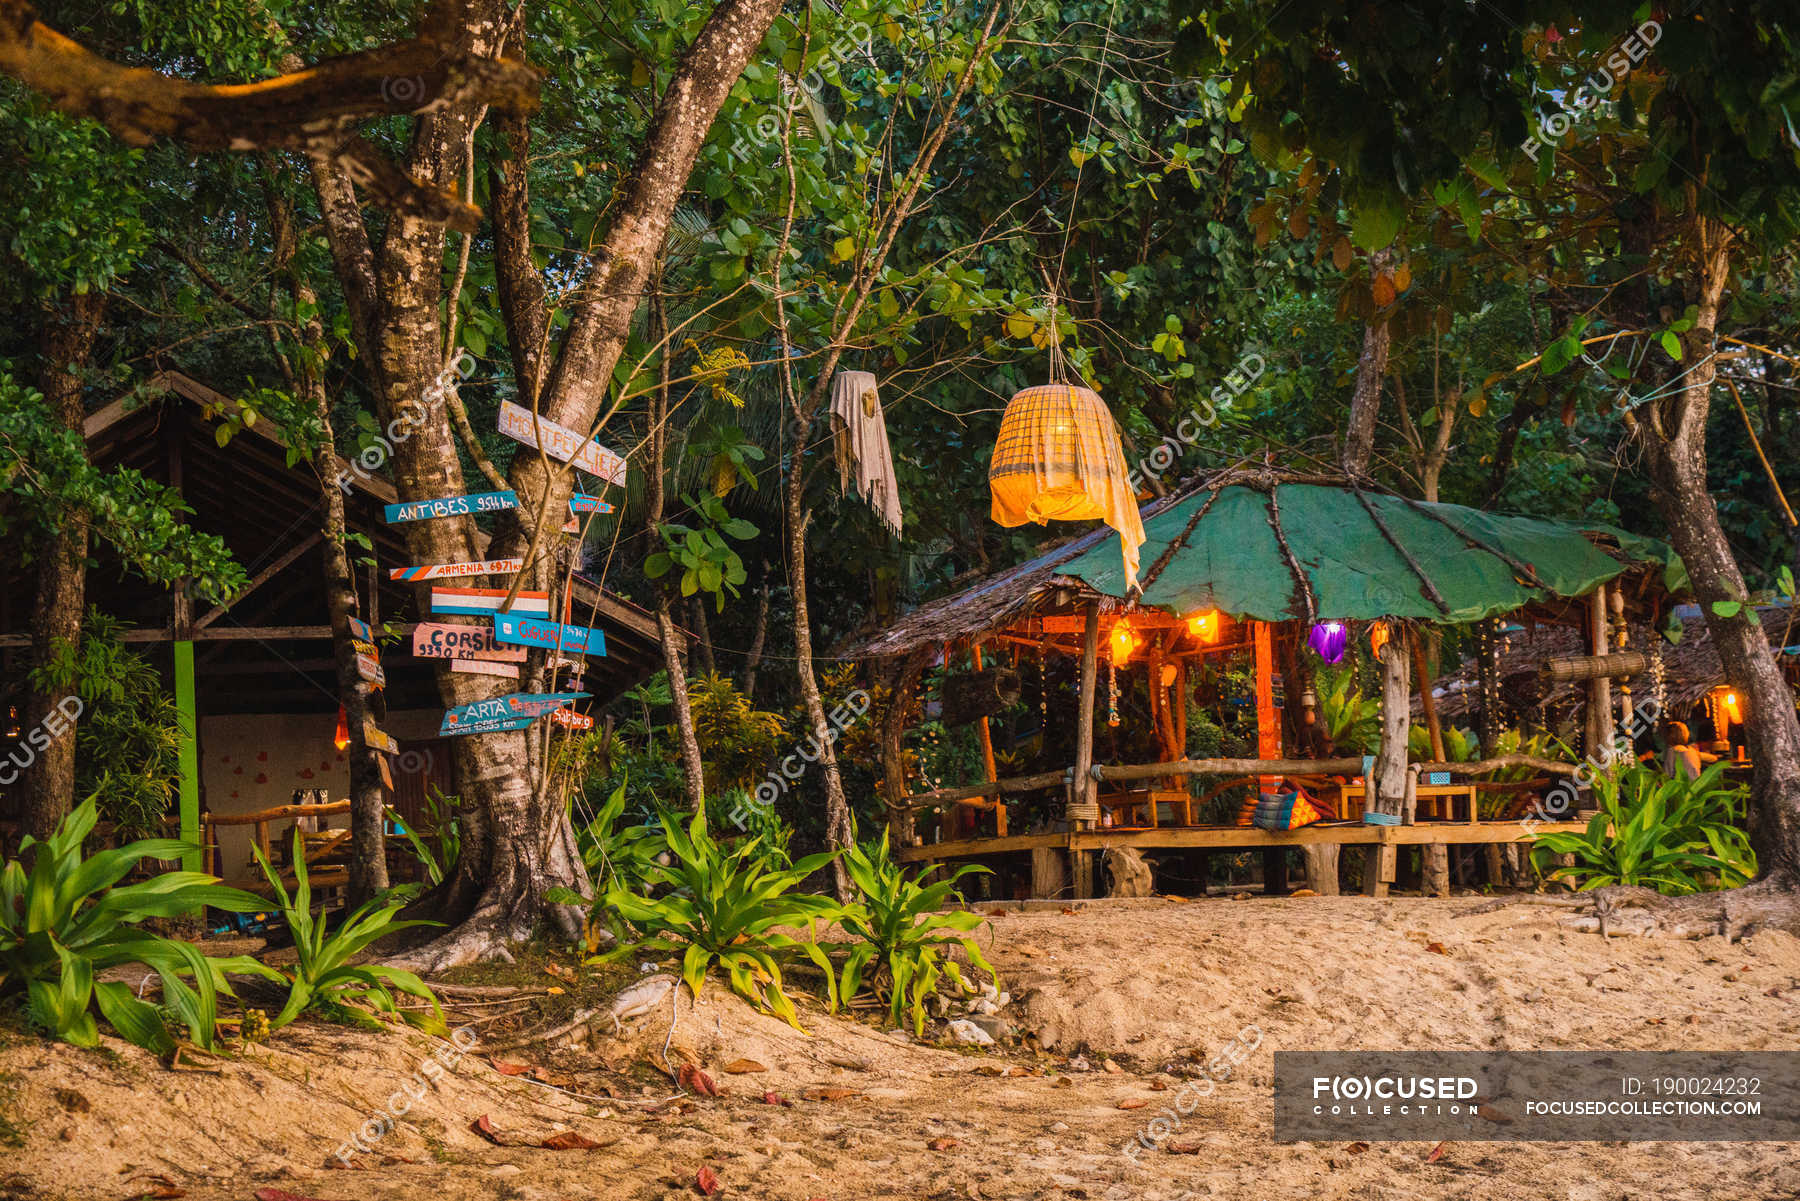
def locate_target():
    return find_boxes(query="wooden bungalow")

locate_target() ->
[848,469,1675,900]
[0,371,667,882]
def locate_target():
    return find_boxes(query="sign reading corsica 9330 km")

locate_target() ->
[384,490,518,523]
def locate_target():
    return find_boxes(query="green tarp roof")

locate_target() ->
[1060,481,1673,624]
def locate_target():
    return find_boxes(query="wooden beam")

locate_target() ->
[1072,601,1101,899]
[1093,756,1367,783]
[902,769,1070,808]
[971,641,1004,836]
[194,530,324,628]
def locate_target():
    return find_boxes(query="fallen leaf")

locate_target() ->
[1346,1141,1370,1154]
[1289,888,1318,897]
[1117,1098,1148,1110]
[928,1137,961,1150]
[1425,942,1450,955]
[253,1191,347,1201]
[723,1058,768,1074]
[470,1114,502,1144]
[1162,894,1189,903]
[1060,907,1077,916]
[973,1064,1008,1077]
[1165,1138,1205,1154]
[1149,1080,1169,1091]
[803,1087,862,1102]
[984,909,1007,918]
[825,1054,871,1072]
[541,1131,608,1150]
[696,1166,722,1196]
[1425,1141,1447,1163]
[1051,1076,1073,1088]
[490,1059,532,1076]
[546,985,565,996]
[761,1092,792,1107]
[679,1064,720,1097]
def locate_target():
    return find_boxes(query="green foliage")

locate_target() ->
[837,831,996,1036]
[1314,662,1379,755]
[572,781,668,897]
[0,796,274,1051]
[687,673,787,792]
[1531,763,1756,895]
[1409,724,1478,762]
[250,831,443,1032]
[644,492,756,609]
[588,807,841,1030]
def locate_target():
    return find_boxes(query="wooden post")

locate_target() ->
[1363,633,1411,897]
[879,652,928,846]
[174,636,201,875]
[1301,844,1340,895]
[1586,585,1613,760]
[971,642,1004,836]
[1253,621,1285,893]
[1412,632,1452,892]
[1070,602,1101,898]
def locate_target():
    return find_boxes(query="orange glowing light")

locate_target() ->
[1110,620,1140,665]
[1368,620,1391,661]
[334,705,351,751]
[1186,609,1221,644]
[1720,689,1744,724]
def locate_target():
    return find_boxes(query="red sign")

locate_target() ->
[550,708,594,731]
[411,622,528,662]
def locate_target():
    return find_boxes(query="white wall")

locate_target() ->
[199,709,441,881]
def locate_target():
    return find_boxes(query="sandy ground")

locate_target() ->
[4,896,1800,1200]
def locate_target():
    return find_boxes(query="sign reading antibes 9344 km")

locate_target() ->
[384,490,518,523]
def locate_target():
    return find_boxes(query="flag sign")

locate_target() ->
[450,658,520,680]
[550,708,595,731]
[568,494,615,515]
[430,587,550,618]
[411,622,528,662]
[492,612,607,657]
[346,616,375,642]
[385,490,518,523]
[390,558,524,582]
[497,401,627,486]
[362,721,400,754]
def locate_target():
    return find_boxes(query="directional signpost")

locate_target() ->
[449,659,520,679]
[430,587,550,618]
[362,721,400,754]
[411,622,528,662]
[390,558,524,582]
[384,490,518,523]
[439,691,591,735]
[492,612,606,657]
[497,401,627,486]
[568,494,615,514]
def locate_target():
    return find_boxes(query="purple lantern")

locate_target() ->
[1307,620,1349,664]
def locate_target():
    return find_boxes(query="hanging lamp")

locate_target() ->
[988,298,1146,591]
[1186,609,1221,644]
[1307,620,1349,664]
[333,705,352,751]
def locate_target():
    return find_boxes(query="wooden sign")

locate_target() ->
[361,721,400,754]
[492,613,607,657]
[384,490,518,524]
[355,652,385,687]
[390,558,524,582]
[348,638,379,657]
[430,587,550,618]
[550,708,594,731]
[561,515,580,534]
[568,494,615,515]
[346,616,375,642]
[497,401,627,485]
[412,622,528,662]
[450,658,520,680]
[376,753,395,790]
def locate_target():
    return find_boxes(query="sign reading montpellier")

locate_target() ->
[384,490,518,523]
[389,558,524,582]
[497,401,627,486]
[492,612,607,657]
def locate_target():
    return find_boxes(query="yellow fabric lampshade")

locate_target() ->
[989,382,1146,590]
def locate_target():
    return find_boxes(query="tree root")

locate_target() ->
[1460,876,1800,941]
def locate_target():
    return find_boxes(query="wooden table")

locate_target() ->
[1335,781,1480,824]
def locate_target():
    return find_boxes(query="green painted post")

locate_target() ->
[174,639,201,874]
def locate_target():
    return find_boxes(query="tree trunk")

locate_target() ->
[1640,221,1800,880]
[1340,318,1390,477]
[879,650,929,846]
[741,580,770,698]
[689,594,718,678]
[20,289,104,842]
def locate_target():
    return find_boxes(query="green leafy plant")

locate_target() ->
[1531,762,1756,895]
[836,831,997,1036]
[0,796,274,1051]
[1314,662,1379,754]
[644,491,756,609]
[1409,723,1478,762]
[386,789,462,893]
[572,781,668,897]
[585,806,840,1030]
[251,831,443,1031]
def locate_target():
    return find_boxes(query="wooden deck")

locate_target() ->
[896,818,1581,864]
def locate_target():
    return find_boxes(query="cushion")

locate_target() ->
[1251,785,1324,831]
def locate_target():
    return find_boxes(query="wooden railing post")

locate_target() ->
[1070,601,1101,897]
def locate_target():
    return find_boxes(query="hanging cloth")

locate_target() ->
[830,370,903,537]
[988,382,1145,591]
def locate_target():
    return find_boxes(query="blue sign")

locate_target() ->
[569,494,616,515]
[385,490,518,523]
[492,613,607,657]
[439,714,536,737]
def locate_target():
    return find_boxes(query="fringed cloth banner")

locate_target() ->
[988,382,1145,591]
[830,371,903,537]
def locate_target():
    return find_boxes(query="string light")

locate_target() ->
[1107,658,1120,727]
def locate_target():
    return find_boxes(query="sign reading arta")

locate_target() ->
[411,622,528,662]
[497,401,627,485]
[492,613,607,657]
[389,558,524,582]
[439,691,591,735]
[430,587,550,618]
[384,490,518,524]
